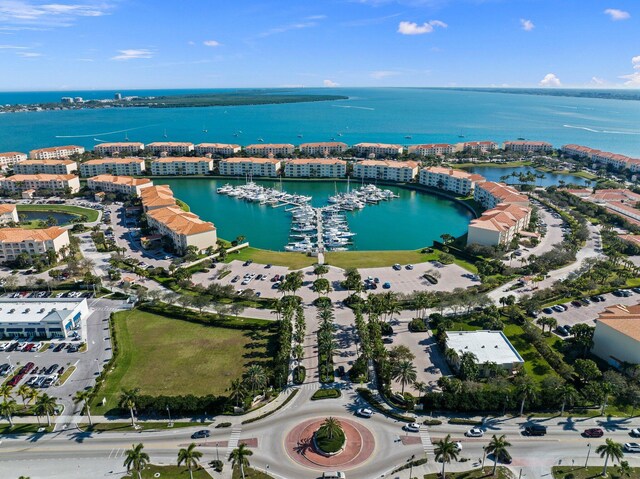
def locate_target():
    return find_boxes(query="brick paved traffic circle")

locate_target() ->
[284,417,375,470]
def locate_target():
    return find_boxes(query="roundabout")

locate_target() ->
[284,417,376,470]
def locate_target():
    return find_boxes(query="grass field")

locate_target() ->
[503,322,554,381]
[92,309,276,413]
[120,464,210,479]
[17,204,100,222]
[225,247,317,270]
[552,465,640,479]
[423,467,512,478]
[0,424,53,434]
[325,249,438,269]
[81,421,200,432]
[232,466,275,479]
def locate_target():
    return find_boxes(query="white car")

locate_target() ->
[465,428,484,437]
[356,408,373,418]
[630,428,640,437]
[403,422,420,433]
[625,443,640,452]
[454,441,463,452]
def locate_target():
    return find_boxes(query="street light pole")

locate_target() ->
[481,447,487,469]
[166,405,172,427]
[585,443,592,468]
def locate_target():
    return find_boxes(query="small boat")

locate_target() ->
[257,138,264,142]
[337,133,343,137]
[163,128,168,138]
[202,125,208,133]
[297,134,303,138]
[405,135,412,139]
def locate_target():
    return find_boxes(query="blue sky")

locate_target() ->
[0,0,638,90]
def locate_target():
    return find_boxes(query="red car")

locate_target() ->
[583,428,604,438]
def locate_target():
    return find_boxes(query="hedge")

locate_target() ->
[356,388,415,422]
[241,389,299,425]
[448,418,484,426]
[311,388,341,400]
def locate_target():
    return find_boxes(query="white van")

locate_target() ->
[322,473,346,479]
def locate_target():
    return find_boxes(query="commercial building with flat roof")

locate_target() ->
[29,145,85,160]
[151,157,213,175]
[592,304,640,368]
[284,158,346,178]
[0,298,89,339]
[14,159,77,175]
[0,152,27,169]
[194,143,241,156]
[353,160,418,182]
[445,330,524,375]
[80,158,146,177]
[94,142,144,156]
[219,157,281,177]
[0,174,80,194]
[0,227,70,263]
[87,174,153,197]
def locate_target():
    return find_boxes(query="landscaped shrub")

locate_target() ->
[293,366,306,385]
[348,357,368,382]
[356,388,414,422]
[408,318,427,332]
[313,296,332,308]
[380,322,393,336]
[311,388,341,400]
[215,422,232,428]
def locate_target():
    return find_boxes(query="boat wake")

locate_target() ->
[332,105,375,111]
[563,124,640,135]
[55,124,159,138]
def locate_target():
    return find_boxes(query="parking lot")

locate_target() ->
[0,298,124,420]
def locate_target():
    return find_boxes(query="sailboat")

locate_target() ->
[124,132,129,141]
[163,128,168,138]
[202,125,208,133]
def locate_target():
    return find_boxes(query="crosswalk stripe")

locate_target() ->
[420,430,435,454]
[227,427,242,454]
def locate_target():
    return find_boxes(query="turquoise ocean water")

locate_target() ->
[0,88,638,156]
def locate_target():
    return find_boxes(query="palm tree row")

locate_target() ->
[1,384,58,428]
[317,302,337,381]
[434,433,512,478]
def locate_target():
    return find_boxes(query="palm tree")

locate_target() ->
[321,417,343,439]
[485,434,511,476]
[0,400,18,427]
[515,374,537,416]
[123,443,149,479]
[434,434,460,479]
[17,384,31,406]
[228,378,247,408]
[0,384,13,401]
[73,389,93,426]
[391,360,417,395]
[618,460,633,478]
[243,364,268,396]
[228,443,253,479]
[177,443,203,479]
[35,394,57,427]
[119,388,140,427]
[560,384,578,415]
[26,388,39,406]
[596,439,624,477]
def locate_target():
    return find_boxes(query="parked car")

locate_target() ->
[624,443,640,452]
[571,300,582,308]
[392,264,402,271]
[542,307,554,315]
[583,428,604,438]
[383,282,391,289]
[406,264,414,270]
[356,408,373,418]
[191,430,211,439]
[403,423,420,433]
[552,305,564,313]
[556,326,568,336]
[465,428,484,437]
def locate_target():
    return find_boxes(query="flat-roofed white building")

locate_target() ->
[87,174,153,197]
[353,160,418,182]
[146,142,194,156]
[474,181,529,209]
[244,143,295,156]
[461,141,498,153]
[419,167,485,196]
[94,142,144,156]
[219,157,281,177]
[0,204,18,224]
[0,174,80,194]
[194,143,241,156]
[354,143,403,157]
[408,143,455,156]
[503,140,553,153]
[0,227,70,263]
[299,142,348,156]
[29,145,85,160]
[151,157,213,175]
[80,158,146,177]
[284,158,346,178]
[0,152,27,169]
[592,304,640,368]
[445,330,524,375]
[146,206,217,254]
[0,298,89,339]
[467,203,532,246]
[14,159,77,175]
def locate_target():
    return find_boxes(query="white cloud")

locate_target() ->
[591,76,605,85]
[16,51,40,57]
[187,41,195,46]
[539,73,561,87]
[370,70,401,79]
[0,1,112,27]
[254,17,324,39]
[633,55,640,69]
[203,40,220,47]
[323,79,339,87]
[604,8,630,21]
[620,72,640,86]
[397,20,447,35]
[0,44,29,49]
[520,18,535,31]
[111,49,154,61]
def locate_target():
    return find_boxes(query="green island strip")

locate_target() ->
[119,464,211,479]
[423,467,513,479]
[122,92,348,108]
[16,204,100,223]
[552,465,640,479]
[424,86,640,101]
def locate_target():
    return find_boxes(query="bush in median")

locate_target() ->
[311,388,341,400]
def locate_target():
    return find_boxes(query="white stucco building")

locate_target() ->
[353,160,418,182]
[0,227,70,263]
[14,160,78,175]
[86,174,153,197]
[0,152,27,169]
[592,304,640,368]
[0,204,19,224]
[219,157,281,177]
[194,143,241,156]
[298,142,348,156]
[29,145,85,160]
[445,330,524,375]
[94,142,145,156]
[0,298,89,339]
[284,158,347,178]
[408,144,455,156]
[354,143,403,157]
[146,142,194,156]
[151,157,213,175]
[0,174,80,194]
[80,158,146,177]
[419,167,485,196]
[244,143,295,156]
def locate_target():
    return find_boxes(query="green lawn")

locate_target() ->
[81,421,201,432]
[16,204,100,222]
[232,466,275,479]
[225,247,317,270]
[0,424,53,434]
[121,464,210,479]
[423,467,512,479]
[325,249,438,269]
[93,309,276,414]
[552,465,640,479]
[503,322,555,381]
